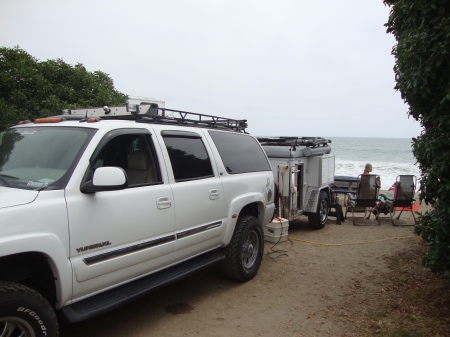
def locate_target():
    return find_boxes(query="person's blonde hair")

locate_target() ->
[365,163,372,172]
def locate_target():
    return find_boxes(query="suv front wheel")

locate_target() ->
[0,282,59,337]
[222,215,264,282]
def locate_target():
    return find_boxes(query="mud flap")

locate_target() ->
[304,188,319,213]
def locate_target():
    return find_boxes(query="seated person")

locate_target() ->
[362,163,381,189]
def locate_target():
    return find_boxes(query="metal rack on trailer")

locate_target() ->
[257,136,331,147]
[61,104,248,133]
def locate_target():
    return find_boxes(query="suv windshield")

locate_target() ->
[0,126,96,190]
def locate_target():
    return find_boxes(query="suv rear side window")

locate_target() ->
[162,131,213,182]
[209,131,271,174]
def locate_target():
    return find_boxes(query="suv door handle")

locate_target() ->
[157,197,172,209]
[209,189,220,200]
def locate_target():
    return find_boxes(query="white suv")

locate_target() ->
[0,105,275,336]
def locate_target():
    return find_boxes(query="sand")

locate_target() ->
[61,195,423,337]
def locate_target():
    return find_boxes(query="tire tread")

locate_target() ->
[222,215,263,282]
[0,281,59,337]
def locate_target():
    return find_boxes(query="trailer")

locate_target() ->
[258,137,335,229]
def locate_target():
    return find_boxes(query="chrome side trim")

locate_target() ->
[176,221,222,239]
[83,234,176,265]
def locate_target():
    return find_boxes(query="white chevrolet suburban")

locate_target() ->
[0,104,275,336]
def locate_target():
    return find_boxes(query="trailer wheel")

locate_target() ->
[222,215,264,282]
[308,190,329,229]
[0,281,59,337]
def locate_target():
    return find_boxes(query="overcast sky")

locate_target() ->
[0,0,422,138]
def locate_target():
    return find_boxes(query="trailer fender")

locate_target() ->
[303,187,331,213]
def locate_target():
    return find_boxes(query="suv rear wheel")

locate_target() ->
[222,215,264,282]
[0,282,58,337]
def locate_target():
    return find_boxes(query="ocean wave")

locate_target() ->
[334,160,420,190]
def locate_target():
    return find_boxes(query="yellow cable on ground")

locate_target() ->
[288,235,420,246]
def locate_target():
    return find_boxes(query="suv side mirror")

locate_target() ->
[81,167,128,193]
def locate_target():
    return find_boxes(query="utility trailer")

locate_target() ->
[257,137,335,229]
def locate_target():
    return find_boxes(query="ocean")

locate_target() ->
[329,137,420,190]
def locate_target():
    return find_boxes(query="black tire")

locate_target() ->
[308,190,329,229]
[0,282,59,337]
[222,215,264,282]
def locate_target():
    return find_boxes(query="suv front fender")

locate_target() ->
[0,233,73,309]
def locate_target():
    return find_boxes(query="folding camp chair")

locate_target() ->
[378,175,417,226]
[346,174,380,226]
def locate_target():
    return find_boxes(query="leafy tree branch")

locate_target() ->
[0,46,128,130]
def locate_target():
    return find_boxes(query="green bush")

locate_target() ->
[383,0,450,280]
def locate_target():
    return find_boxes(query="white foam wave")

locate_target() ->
[334,160,420,190]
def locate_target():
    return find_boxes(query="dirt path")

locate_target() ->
[61,207,420,337]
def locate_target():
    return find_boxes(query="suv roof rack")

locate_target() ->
[61,104,248,133]
[257,137,331,148]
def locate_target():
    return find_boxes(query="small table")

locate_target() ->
[333,176,358,208]
[334,176,358,186]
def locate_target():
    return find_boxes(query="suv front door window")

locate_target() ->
[91,132,161,186]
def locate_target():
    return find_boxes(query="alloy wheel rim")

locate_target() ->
[320,199,328,223]
[0,317,35,337]
[242,230,259,269]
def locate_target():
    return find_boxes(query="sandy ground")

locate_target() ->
[60,199,422,337]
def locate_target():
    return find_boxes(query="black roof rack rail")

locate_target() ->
[61,104,248,133]
[257,137,331,148]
